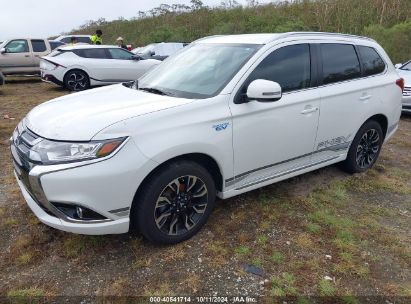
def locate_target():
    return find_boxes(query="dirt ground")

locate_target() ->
[0,77,410,301]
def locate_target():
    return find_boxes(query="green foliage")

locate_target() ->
[270,272,298,296]
[234,245,250,255]
[363,20,411,63]
[69,0,411,62]
[318,278,336,296]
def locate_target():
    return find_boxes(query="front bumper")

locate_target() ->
[10,125,157,235]
[15,172,129,234]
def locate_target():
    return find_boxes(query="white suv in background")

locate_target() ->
[11,32,403,244]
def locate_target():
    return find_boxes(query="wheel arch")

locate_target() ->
[365,114,388,138]
[131,152,224,208]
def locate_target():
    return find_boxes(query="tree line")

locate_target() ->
[71,0,411,62]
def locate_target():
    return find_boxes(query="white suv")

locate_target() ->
[10,32,403,244]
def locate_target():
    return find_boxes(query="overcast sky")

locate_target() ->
[0,0,274,41]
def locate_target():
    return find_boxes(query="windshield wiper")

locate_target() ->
[139,87,173,96]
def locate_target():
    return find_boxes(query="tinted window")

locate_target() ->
[77,37,92,44]
[31,40,47,52]
[5,40,29,53]
[321,44,361,84]
[247,44,311,93]
[75,48,108,59]
[400,61,411,71]
[108,48,133,60]
[61,37,71,43]
[358,46,385,76]
[49,41,65,50]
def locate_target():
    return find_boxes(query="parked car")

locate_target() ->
[395,60,411,113]
[40,45,161,91]
[0,38,51,75]
[49,40,66,50]
[54,35,92,45]
[0,71,4,85]
[11,32,402,244]
[132,42,185,61]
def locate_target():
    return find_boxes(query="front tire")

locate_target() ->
[131,161,216,244]
[342,120,384,173]
[64,70,90,91]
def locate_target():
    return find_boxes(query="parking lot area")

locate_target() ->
[0,78,410,298]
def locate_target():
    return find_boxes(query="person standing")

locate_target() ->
[91,30,103,45]
[116,37,127,49]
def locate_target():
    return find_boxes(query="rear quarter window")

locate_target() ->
[358,46,386,76]
[320,43,361,85]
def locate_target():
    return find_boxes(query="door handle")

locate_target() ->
[24,55,30,57]
[359,95,372,101]
[301,106,319,115]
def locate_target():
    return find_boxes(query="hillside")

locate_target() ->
[70,0,411,63]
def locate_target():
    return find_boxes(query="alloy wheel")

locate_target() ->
[154,175,208,236]
[355,128,380,168]
[67,72,88,91]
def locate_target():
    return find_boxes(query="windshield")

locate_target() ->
[400,61,411,71]
[137,43,260,99]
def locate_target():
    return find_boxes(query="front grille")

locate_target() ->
[11,124,55,217]
[404,86,411,97]
[12,126,40,171]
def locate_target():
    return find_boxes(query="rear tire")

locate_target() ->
[64,70,90,91]
[342,120,384,173]
[131,160,216,244]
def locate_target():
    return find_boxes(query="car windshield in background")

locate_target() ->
[137,43,260,99]
[400,61,411,71]
[136,44,156,55]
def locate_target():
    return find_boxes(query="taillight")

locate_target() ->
[396,78,404,92]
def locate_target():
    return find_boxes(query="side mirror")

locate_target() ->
[246,79,282,102]
[131,55,142,61]
[394,63,402,69]
[149,51,155,56]
[0,48,6,54]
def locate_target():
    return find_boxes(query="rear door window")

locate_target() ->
[320,44,361,85]
[75,48,109,59]
[358,46,385,76]
[31,40,47,52]
[107,48,133,60]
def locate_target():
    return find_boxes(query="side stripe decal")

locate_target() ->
[225,142,350,187]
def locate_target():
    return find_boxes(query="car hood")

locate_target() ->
[397,69,411,86]
[25,84,193,141]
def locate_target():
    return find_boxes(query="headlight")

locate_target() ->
[29,137,126,165]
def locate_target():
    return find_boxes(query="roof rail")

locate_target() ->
[272,32,376,43]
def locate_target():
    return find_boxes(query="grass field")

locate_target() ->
[0,77,410,300]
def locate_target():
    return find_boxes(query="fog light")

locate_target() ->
[51,202,108,221]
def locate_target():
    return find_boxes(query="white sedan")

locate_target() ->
[40,45,160,91]
[396,60,411,113]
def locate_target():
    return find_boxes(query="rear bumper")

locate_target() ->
[402,95,411,113]
[41,73,63,86]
